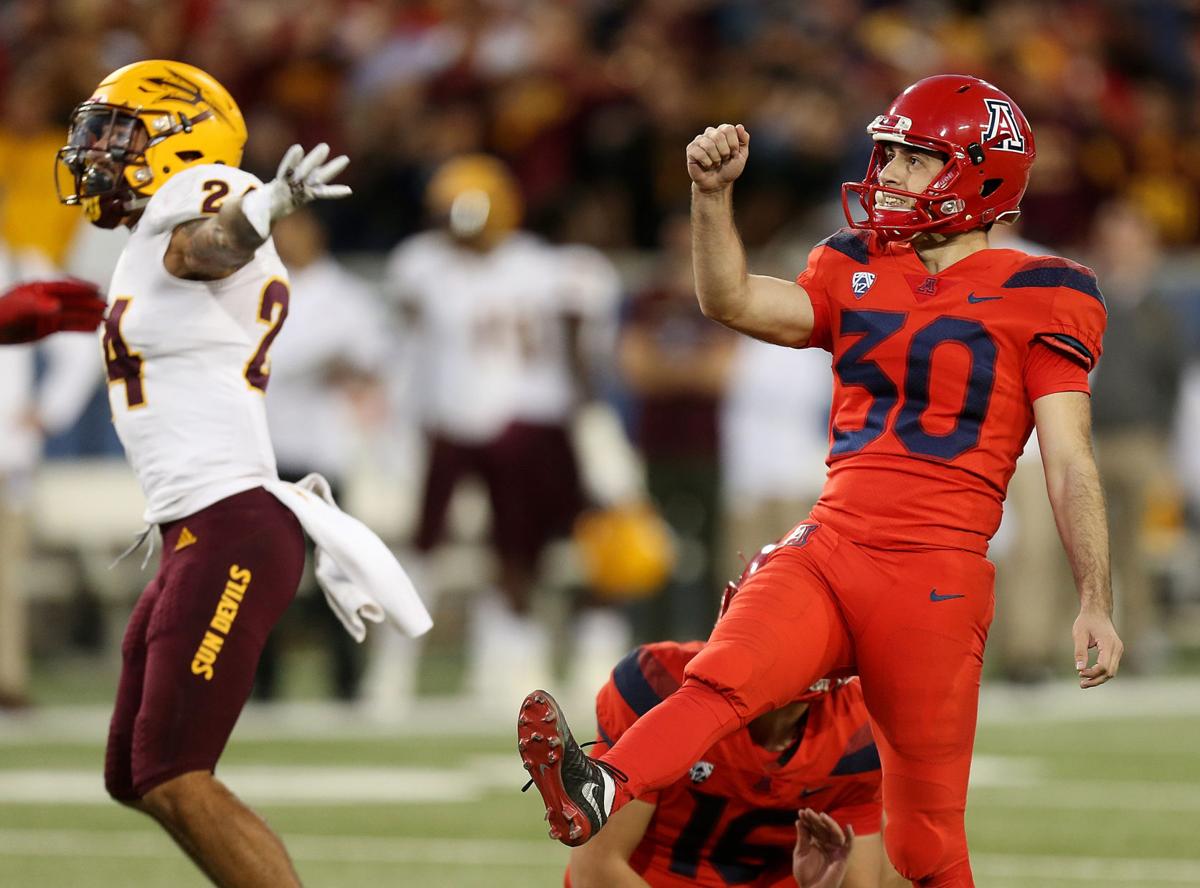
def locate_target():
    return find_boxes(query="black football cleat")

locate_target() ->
[518,689,628,846]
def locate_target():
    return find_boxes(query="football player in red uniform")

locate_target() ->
[0,279,105,344]
[566,646,881,888]
[564,548,890,888]
[518,75,1122,888]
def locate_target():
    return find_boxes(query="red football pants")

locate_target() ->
[601,522,994,888]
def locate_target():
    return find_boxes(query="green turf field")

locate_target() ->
[1,688,1198,887]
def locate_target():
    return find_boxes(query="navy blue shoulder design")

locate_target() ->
[1001,259,1106,309]
[612,647,666,717]
[830,742,881,776]
[1040,332,1095,368]
[818,229,871,266]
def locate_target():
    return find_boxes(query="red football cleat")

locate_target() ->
[517,689,627,846]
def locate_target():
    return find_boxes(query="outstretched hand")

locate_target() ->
[0,279,106,344]
[792,808,854,888]
[240,143,352,239]
[686,124,750,193]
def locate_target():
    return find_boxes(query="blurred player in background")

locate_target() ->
[619,211,737,643]
[56,59,352,887]
[0,275,105,709]
[563,547,902,888]
[387,154,630,705]
[519,75,1122,888]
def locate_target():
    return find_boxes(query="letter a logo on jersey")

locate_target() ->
[982,99,1025,153]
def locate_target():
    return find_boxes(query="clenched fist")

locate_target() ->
[686,124,750,193]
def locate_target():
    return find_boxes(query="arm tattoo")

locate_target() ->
[167,198,266,281]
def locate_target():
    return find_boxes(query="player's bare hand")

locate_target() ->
[240,143,352,240]
[687,124,749,193]
[1072,609,1123,688]
[792,808,854,888]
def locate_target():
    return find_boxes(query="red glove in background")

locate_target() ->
[0,279,106,344]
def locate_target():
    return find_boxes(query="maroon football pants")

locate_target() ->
[105,487,305,799]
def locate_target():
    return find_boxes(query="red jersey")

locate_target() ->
[798,229,1107,554]
[566,642,882,888]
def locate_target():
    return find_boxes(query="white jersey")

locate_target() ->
[385,231,545,442]
[266,255,388,479]
[515,243,620,424]
[386,232,619,439]
[104,164,287,524]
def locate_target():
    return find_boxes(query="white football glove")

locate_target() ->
[240,143,352,240]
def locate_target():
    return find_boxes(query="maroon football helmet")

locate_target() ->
[842,74,1036,242]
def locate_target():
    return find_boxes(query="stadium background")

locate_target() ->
[2,1,1200,886]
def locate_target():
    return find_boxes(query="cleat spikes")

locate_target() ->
[517,688,625,848]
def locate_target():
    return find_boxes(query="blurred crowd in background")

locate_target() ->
[2,0,1200,713]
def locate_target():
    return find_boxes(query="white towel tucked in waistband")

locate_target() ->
[263,474,432,641]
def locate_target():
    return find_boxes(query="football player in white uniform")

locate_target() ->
[56,59,350,887]
[387,155,637,707]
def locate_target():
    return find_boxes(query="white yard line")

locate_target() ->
[970,778,1200,811]
[0,829,1195,883]
[0,828,566,868]
[973,852,1200,884]
[0,758,527,805]
[3,676,1200,745]
[0,759,1196,815]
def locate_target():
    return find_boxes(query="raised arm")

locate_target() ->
[165,144,351,281]
[1033,391,1124,687]
[687,124,816,347]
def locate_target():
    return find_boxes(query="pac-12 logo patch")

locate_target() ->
[851,271,876,298]
[689,761,715,784]
[982,98,1026,152]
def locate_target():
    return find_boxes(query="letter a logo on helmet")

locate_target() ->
[841,74,1036,242]
[982,99,1026,152]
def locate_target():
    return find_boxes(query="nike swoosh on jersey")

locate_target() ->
[929,588,967,602]
[800,785,831,797]
[966,292,1003,304]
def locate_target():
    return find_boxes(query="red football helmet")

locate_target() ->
[842,74,1036,242]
